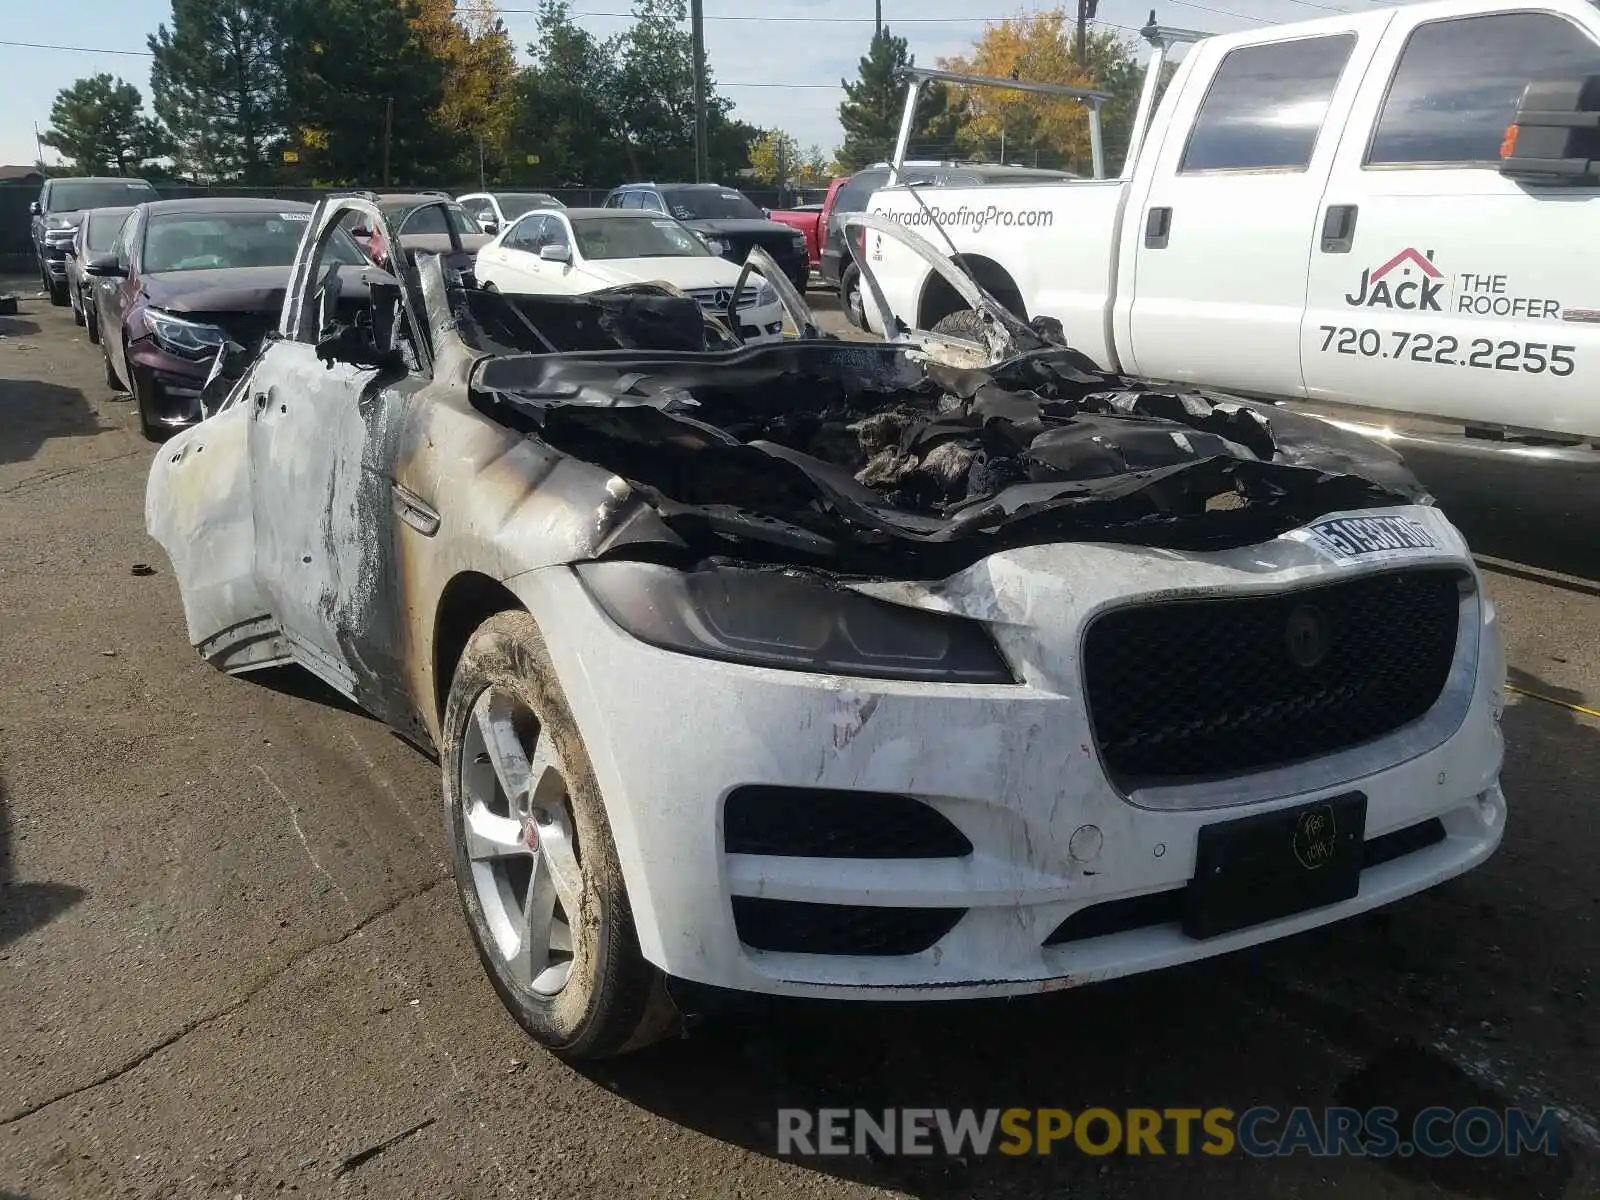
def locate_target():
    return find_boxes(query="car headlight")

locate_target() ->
[575,561,1014,683]
[147,309,227,359]
[754,282,778,308]
[703,236,727,257]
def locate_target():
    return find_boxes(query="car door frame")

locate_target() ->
[248,197,437,722]
[1119,16,1384,396]
[489,213,552,291]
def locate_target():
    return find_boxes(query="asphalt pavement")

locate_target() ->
[0,280,1596,1199]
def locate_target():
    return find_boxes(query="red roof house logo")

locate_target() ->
[1345,248,1444,310]
[1370,247,1441,282]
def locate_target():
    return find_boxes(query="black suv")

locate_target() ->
[601,183,810,291]
[30,176,159,306]
[822,163,1073,328]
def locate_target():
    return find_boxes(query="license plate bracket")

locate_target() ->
[1184,792,1367,939]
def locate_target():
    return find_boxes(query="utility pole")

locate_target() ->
[875,0,882,39]
[382,96,394,187]
[691,0,708,182]
[1076,0,1096,68]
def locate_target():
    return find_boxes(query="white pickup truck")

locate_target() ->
[859,0,1600,448]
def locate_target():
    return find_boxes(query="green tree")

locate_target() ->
[40,75,169,175]
[836,27,965,169]
[511,0,752,186]
[149,0,289,182]
[608,0,742,181]
[510,1,624,185]
[278,0,452,186]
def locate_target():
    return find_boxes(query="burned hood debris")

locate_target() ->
[468,310,1426,578]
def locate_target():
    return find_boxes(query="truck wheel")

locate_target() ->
[841,265,865,329]
[71,289,85,327]
[931,310,991,344]
[48,279,69,308]
[442,610,677,1061]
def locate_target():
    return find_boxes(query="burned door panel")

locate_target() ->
[246,337,425,730]
[145,390,287,671]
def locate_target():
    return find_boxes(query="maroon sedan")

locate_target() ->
[88,197,369,439]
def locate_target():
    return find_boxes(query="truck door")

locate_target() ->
[1301,3,1600,438]
[1125,22,1376,396]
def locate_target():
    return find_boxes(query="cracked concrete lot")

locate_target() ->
[1,281,1597,1199]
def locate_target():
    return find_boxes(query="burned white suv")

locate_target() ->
[144,196,1506,1061]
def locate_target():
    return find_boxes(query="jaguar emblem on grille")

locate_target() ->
[1284,604,1329,670]
[1292,804,1337,870]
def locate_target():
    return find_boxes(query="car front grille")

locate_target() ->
[686,285,763,312]
[731,896,964,956]
[1082,568,1465,787]
[724,786,972,858]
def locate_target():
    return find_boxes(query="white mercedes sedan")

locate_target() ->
[474,207,788,344]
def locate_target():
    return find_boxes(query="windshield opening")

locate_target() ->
[86,210,132,253]
[141,210,363,273]
[47,180,158,212]
[661,188,763,221]
[572,216,710,260]
[398,203,480,236]
[499,194,562,218]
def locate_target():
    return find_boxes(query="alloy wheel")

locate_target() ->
[458,686,582,998]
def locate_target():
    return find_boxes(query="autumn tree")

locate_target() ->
[748,130,798,185]
[41,75,169,175]
[412,0,519,177]
[939,12,1143,173]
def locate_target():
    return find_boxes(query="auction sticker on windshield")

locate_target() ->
[1290,515,1437,561]
[279,212,310,222]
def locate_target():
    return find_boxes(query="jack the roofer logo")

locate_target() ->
[1346,248,1443,312]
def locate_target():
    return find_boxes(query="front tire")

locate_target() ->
[103,339,123,392]
[442,610,674,1061]
[48,278,69,308]
[128,355,167,441]
[841,264,865,329]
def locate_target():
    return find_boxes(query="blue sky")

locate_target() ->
[1,0,1348,171]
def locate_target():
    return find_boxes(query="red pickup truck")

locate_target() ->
[765,180,845,277]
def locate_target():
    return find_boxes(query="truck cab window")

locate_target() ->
[1180,34,1356,172]
[1367,13,1600,167]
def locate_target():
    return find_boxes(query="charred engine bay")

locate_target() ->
[474,335,1426,578]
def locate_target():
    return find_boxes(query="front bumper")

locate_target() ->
[733,299,786,343]
[128,338,210,428]
[42,248,71,281]
[509,506,1507,1001]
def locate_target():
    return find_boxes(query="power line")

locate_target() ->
[0,38,152,56]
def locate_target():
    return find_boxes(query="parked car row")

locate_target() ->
[34,180,813,440]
